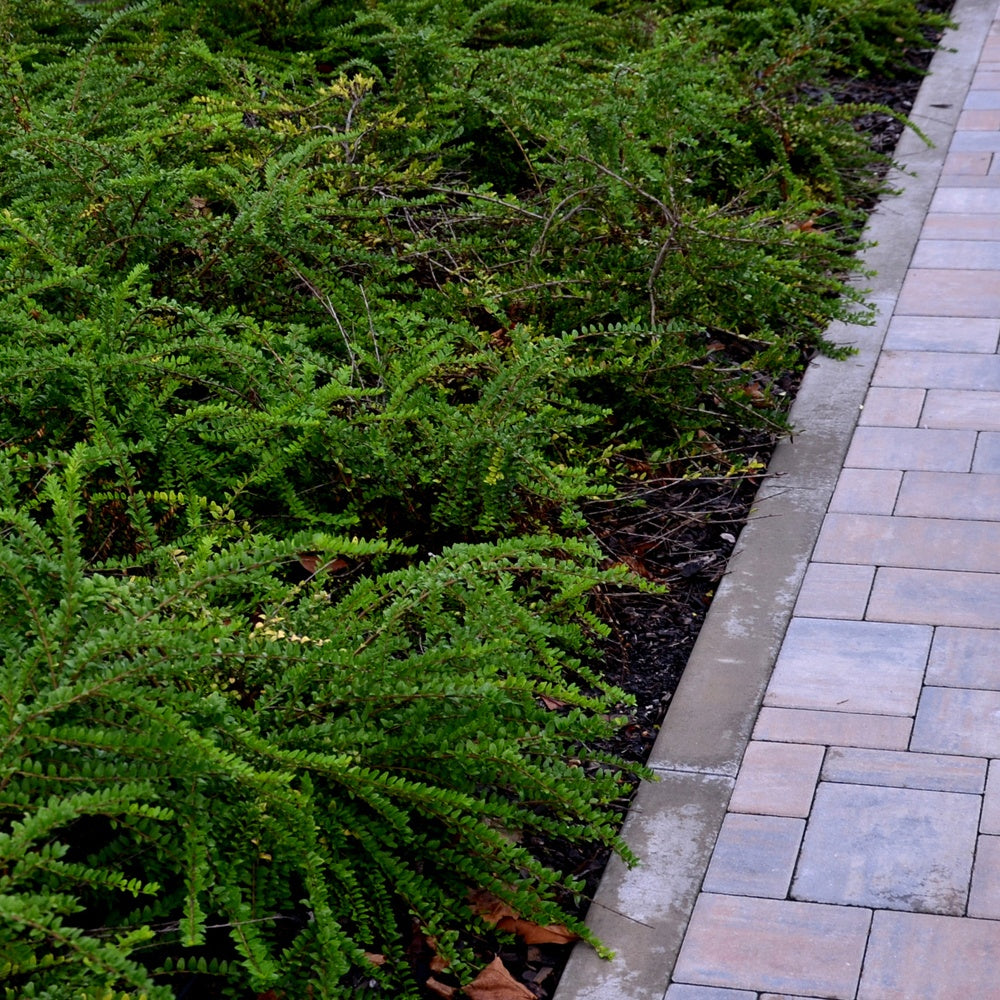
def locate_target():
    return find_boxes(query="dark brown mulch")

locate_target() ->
[478,11,954,1000]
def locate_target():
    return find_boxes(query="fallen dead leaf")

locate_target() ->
[426,976,458,998]
[463,957,535,1000]
[469,889,579,946]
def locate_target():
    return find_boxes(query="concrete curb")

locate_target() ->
[554,2,995,997]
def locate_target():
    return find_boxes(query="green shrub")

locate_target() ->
[0,0,948,994]
[0,445,640,998]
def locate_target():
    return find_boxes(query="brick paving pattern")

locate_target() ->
[667,9,1000,998]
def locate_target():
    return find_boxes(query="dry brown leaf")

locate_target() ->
[538,694,570,710]
[495,917,578,946]
[297,553,350,575]
[363,952,386,966]
[426,976,458,998]
[469,889,579,946]
[463,957,535,1000]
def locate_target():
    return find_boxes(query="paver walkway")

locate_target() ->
[556,1,1000,998]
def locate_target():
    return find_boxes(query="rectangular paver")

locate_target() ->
[673,894,870,998]
[882,315,999,352]
[912,686,1000,757]
[844,426,975,471]
[858,386,926,426]
[821,746,987,793]
[896,470,1000,519]
[968,834,1000,918]
[764,618,930,716]
[927,626,1000,689]
[921,388,1000,428]
[727,741,824,818]
[813,512,1000,573]
[860,911,1000,999]
[701,813,804,899]
[897,269,1000,316]
[874,350,1000,389]
[921,213,1000,243]
[868,567,1000,628]
[752,707,913,749]
[910,239,1000,268]
[792,783,979,914]
[793,562,874,620]
[828,467,902,514]
[981,760,1000,834]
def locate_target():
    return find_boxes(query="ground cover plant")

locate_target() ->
[0,0,950,996]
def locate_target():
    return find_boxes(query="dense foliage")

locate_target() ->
[0,0,948,996]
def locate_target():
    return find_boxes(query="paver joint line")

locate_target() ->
[554,3,1000,999]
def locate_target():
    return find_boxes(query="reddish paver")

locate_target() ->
[896,470,1000,519]
[672,894,870,998]
[898,268,1000,315]
[821,746,986,793]
[942,150,993,174]
[701,813,804,899]
[727,741,824,818]
[858,386,925,426]
[752,706,912,750]
[828,467,902,514]
[921,387,1000,428]
[859,911,1000,999]
[793,562,873,620]
[921,212,1000,242]
[764,618,930,716]
[868,566,1000,628]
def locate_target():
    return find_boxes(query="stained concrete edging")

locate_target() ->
[554,3,996,997]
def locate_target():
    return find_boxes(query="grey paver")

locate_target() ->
[981,759,1000,834]
[927,626,1000,688]
[967,834,1000,917]
[844,426,975,470]
[912,686,1000,756]
[764,618,930,716]
[897,268,1000,315]
[859,910,1000,999]
[868,566,1000,628]
[821,746,987,793]
[793,562,873,620]
[664,988,756,1000]
[813,511,1000,572]
[673,894,870,998]
[873,349,1000,389]
[701,813,804,899]
[792,782,979,914]
[882,314,999,351]
[972,429,1000,470]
